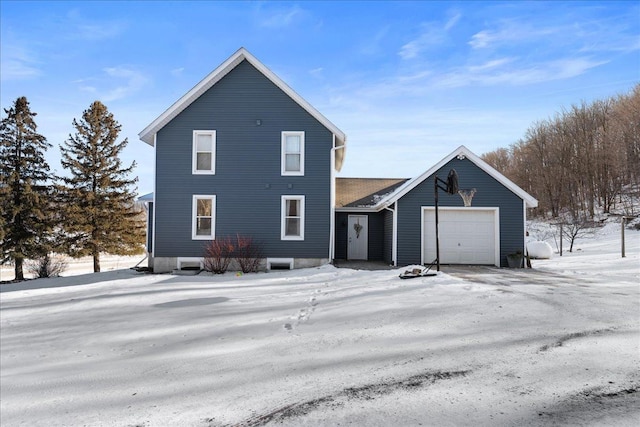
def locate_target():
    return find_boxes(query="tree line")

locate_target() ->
[482,84,640,220]
[1,97,146,281]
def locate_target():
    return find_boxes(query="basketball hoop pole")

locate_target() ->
[434,170,458,272]
[435,176,441,271]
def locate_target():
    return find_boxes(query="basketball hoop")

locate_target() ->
[458,188,476,207]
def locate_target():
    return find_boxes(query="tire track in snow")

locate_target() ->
[220,370,470,427]
[538,327,617,352]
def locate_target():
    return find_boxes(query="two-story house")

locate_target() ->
[139,48,346,273]
[140,48,538,272]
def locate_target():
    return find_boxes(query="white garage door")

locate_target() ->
[423,208,499,266]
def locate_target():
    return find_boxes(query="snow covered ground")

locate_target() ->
[1,223,638,426]
[0,254,145,282]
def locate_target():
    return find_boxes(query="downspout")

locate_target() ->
[330,138,345,263]
[383,204,397,266]
[147,132,158,271]
[152,132,157,259]
[523,200,528,268]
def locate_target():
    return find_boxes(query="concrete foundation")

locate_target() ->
[151,257,330,273]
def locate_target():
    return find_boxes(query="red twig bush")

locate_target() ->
[202,236,235,274]
[235,234,263,273]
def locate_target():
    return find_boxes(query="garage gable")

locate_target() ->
[376,145,537,210]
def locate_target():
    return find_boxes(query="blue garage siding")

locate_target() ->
[396,157,524,267]
[154,59,333,259]
[383,207,394,264]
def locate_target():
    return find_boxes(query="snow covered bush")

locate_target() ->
[527,241,553,259]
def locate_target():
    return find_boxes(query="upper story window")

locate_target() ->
[281,195,305,240]
[192,195,216,240]
[193,130,216,174]
[281,131,304,176]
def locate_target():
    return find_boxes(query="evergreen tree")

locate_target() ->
[0,97,53,280]
[58,101,145,272]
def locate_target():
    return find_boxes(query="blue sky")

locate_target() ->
[1,1,638,195]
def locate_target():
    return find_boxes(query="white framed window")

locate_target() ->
[281,195,305,240]
[281,131,304,176]
[192,195,216,240]
[192,130,216,174]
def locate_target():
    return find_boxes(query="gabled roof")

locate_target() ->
[374,145,538,209]
[139,47,347,170]
[137,192,153,202]
[336,178,409,208]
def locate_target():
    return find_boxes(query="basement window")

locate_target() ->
[267,258,294,270]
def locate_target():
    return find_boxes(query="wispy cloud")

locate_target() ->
[444,11,461,31]
[0,44,41,81]
[399,9,461,60]
[435,57,607,88]
[75,66,149,102]
[65,9,127,41]
[309,67,324,78]
[256,4,307,28]
[170,67,185,77]
[399,21,449,59]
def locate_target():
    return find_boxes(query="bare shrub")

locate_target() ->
[202,237,235,274]
[558,214,600,252]
[235,235,263,273]
[27,254,67,278]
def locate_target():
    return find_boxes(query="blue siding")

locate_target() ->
[383,207,394,264]
[396,157,524,267]
[154,60,333,259]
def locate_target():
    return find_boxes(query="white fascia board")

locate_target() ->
[139,47,347,151]
[374,145,538,209]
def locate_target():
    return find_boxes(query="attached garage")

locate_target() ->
[422,207,499,266]
[334,146,538,268]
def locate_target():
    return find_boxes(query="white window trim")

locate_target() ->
[192,195,216,240]
[281,195,305,240]
[192,130,216,175]
[281,131,305,176]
